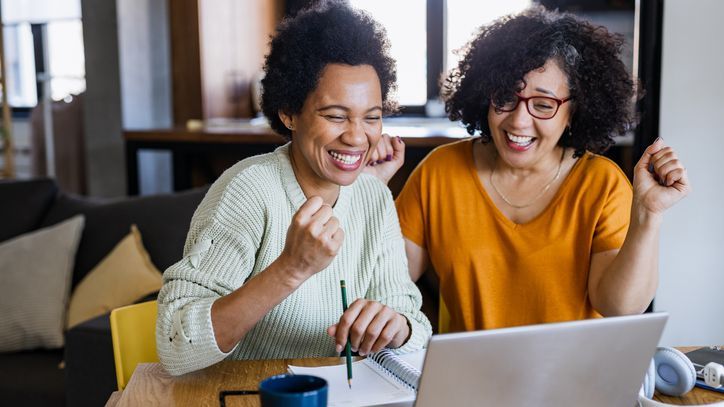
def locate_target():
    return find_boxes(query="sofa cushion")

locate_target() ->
[0,178,58,243]
[0,215,85,352]
[64,313,116,407]
[66,225,162,328]
[39,186,208,288]
[0,349,65,407]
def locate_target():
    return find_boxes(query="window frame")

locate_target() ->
[420,0,444,116]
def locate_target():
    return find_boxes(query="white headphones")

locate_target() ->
[638,347,724,407]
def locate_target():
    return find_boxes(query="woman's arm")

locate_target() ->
[405,238,429,282]
[588,218,660,316]
[158,196,343,375]
[366,135,430,282]
[210,258,310,352]
[588,139,690,316]
[211,197,343,351]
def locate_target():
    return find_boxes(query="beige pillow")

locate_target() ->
[0,215,85,352]
[66,225,163,328]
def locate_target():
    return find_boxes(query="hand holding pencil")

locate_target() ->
[327,285,412,378]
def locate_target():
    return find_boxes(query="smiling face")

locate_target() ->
[281,63,383,199]
[487,59,572,171]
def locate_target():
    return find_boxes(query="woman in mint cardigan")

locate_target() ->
[156,1,431,376]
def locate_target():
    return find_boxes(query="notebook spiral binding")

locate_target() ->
[369,349,422,392]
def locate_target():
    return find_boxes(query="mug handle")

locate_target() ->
[219,389,260,407]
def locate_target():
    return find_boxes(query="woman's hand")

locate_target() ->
[278,196,344,285]
[632,138,691,219]
[327,299,410,356]
[364,133,405,185]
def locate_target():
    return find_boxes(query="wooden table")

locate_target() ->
[107,357,345,407]
[107,349,724,407]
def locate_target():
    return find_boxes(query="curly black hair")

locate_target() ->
[261,0,397,139]
[444,6,636,157]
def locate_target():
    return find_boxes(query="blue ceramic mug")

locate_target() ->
[258,374,328,407]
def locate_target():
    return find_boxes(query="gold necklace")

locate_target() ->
[489,148,565,209]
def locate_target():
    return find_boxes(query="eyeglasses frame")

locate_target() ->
[493,94,573,120]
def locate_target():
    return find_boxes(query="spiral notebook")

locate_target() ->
[288,349,424,406]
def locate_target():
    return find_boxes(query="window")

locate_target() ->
[3,22,37,107]
[46,20,86,101]
[1,0,85,110]
[446,1,531,72]
[348,0,427,106]
[348,0,531,114]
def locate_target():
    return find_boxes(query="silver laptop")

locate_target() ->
[415,313,668,407]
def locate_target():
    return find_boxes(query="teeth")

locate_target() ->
[329,151,362,165]
[506,132,534,145]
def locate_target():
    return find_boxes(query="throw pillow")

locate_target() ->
[0,215,85,352]
[66,225,163,329]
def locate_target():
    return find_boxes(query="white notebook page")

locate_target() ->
[288,358,415,407]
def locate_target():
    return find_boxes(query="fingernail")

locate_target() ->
[655,136,663,142]
[376,159,384,164]
[385,154,392,161]
[359,351,366,356]
[336,344,342,353]
[648,163,654,173]
[352,347,358,352]
[367,160,373,166]
[396,136,402,143]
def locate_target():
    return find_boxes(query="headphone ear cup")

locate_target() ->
[643,359,656,399]
[653,347,697,396]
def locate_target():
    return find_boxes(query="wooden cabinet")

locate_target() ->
[168,0,282,125]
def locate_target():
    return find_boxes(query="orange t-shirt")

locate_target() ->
[396,139,632,331]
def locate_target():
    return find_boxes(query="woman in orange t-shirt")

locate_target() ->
[366,7,690,332]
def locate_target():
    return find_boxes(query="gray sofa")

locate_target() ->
[0,178,207,407]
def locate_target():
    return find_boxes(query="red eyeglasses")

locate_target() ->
[492,94,573,120]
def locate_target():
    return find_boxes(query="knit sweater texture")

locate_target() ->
[156,143,432,375]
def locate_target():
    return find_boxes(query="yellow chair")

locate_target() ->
[110,300,159,390]
[438,294,451,334]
